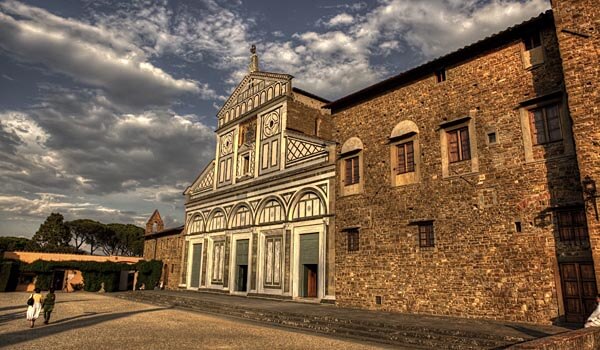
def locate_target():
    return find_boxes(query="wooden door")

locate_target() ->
[560,262,597,323]
[306,265,317,298]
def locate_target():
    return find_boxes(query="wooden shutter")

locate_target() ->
[344,158,352,184]
[459,127,470,160]
[406,141,415,172]
[448,131,459,163]
[397,144,406,174]
[530,110,546,144]
[546,105,562,142]
[352,157,360,183]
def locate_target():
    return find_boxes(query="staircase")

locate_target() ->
[113,291,539,349]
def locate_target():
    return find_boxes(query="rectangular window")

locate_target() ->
[242,154,250,174]
[264,236,282,287]
[524,32,541,50]
[530,104,562,145]
[396,141,415,174]
[435,68,446,83]
[557,209,588,243]
[447,126,471,163]
[344,156,360,185]
[418,222,434,248]
[347,229,359,252]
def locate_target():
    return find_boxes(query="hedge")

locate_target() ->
[8,259,163,292]
[0,261,20,292]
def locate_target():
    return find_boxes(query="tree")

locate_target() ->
[0,236,31,251]
[66,219,105,254]
[96,225,119,256]
[31,213,72,252]
[106,223,144,256]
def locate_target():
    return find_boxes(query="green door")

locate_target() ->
[190,243,202,288]
[236,239,249,292]
[299,233,319,297]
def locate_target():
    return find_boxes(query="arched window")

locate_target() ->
[340,137,363,196]
[257,199,284,224]
[389,120,420,186]
[207,210,226,231]
[188,215,204,234]
[291,191,325,219]
[230,205,252,228]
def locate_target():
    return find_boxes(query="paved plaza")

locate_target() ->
[0,292,388,350]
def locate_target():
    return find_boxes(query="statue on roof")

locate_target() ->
[249,44,259,73]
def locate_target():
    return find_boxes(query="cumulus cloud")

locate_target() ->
[325,13,355,27]
[0,1,212,108]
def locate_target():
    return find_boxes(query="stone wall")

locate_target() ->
[508,327,600,350]
[332,22,583,323]
[143,234,184,290]
[551,0,600,289]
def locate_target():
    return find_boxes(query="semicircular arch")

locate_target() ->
[390,120,419,139]
[288,188,327,221]
[207,208,227,232]
[228,202,254,229]
[255,196,286,225]
[341,137,363,154]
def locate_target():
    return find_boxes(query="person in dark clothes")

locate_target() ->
[42,287,56,324]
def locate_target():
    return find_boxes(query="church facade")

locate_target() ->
[326,0,600,324]
[180,51,336,301]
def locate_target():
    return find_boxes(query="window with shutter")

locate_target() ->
[447,126,470,163]
[530,103,562,145]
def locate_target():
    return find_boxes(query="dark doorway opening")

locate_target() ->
[303,264,318,298]
[237,265,248,292]
[235,239,249,292]
[51,270,65,291]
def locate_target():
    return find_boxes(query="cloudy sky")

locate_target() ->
[0,0,550,237]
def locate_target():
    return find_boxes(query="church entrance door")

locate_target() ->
[299,233,319,298]
[235,239,249,292]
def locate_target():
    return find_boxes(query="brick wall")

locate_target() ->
[332,23,582,323]
[551,0,600,289]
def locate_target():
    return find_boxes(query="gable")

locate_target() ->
[218,71,292,127]
[185,160,215,195]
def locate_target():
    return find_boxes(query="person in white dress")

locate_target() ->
[26,288,43,328]
[585,294,600,328]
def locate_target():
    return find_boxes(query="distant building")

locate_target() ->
[181,48,336,301]
[326,0,600,324]
[3,251,141,292]
[143,210,184,289]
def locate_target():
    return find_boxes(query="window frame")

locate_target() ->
[556,208,589,244]
[447,126,471,163]
[395,141,415,175]
[529,102,563,145]
[346,229,359,252]
[418,222,435,248]
[344,155,360,186]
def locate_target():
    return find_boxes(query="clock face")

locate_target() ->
[220,132,233,155]
[262,110,280,138]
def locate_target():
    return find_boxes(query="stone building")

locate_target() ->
[181,48,336,301]
[143,210,184,289]
[326,2,599,324]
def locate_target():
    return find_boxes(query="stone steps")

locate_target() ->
[114,291,521,349]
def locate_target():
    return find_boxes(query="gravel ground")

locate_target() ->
[0,292,388,350]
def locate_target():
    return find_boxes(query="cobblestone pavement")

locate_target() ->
[0,292,390,350]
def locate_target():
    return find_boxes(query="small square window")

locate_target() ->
[435,68,446,83]
[347,229,359,252]
[487,132,497,144]
[418,222,434,248]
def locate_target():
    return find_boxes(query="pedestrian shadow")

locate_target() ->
[0,299,96,313]
[52,311,106,324]
[0,310,24,325]
[503,324,553,338]
[0,306,170,348]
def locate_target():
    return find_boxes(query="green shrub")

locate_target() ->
[0,261,20,292]
[34,273,52,290]
[135,260,162,289]
[81,271,120,292]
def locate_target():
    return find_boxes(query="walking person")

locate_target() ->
[585,294,600,327]
[26,288,43,328]
[43,287,56,324]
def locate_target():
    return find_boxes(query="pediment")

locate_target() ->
[185,160,215,195]
[218,71,292,126]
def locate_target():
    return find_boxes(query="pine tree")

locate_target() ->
[31,212,71,251]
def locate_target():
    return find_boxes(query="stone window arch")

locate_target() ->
[257,198,285,224]
[339,137,364,196]
[188,214,205,234]
[389,120,420,186]
[290,190,326,220]
[230,204,253,228]
[207,209,227,231]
